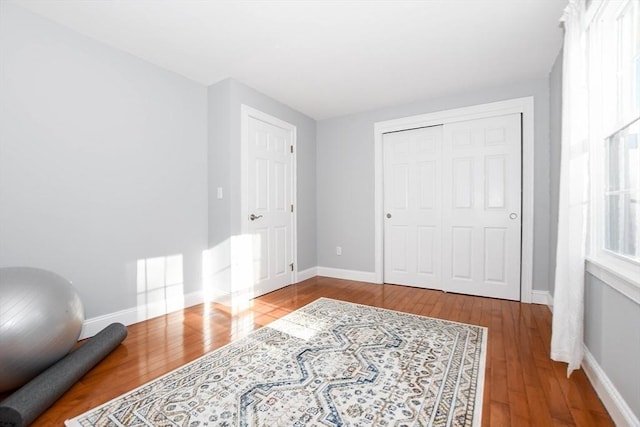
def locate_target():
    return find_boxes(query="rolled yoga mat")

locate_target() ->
[0,322,127,427]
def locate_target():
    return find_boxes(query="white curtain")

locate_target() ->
[551,0,590,377]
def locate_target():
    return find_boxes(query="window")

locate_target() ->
[614,1,639,125]
[604,119,639,262]
[588,0,640,283]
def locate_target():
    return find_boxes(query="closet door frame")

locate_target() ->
[373,96,535,303]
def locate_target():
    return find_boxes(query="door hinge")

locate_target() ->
[290,145,294,154]
[290,263,294,271]
[290,204,294,213]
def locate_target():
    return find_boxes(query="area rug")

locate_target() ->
[66,298,487,427]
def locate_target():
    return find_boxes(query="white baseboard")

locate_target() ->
[531,290,553,309]
[80,290,205,339]
[316,267,378,283]
[80,307,139,340]
[296,267,318,282]
[79,269,325,340]
[81,279,554,339]
[202,287,233,306]
[582,345,639,427]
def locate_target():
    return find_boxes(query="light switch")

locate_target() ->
[217,187,223,199]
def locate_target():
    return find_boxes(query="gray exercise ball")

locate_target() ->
[0,267,84,392]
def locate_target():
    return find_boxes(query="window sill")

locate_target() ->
[585,256,640,305]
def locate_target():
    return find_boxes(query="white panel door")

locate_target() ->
[246,114,294,296]
[383,114,521,300]
[442,114,521,300]
[383,126,443,289]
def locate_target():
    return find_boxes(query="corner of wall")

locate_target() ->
[531,289,554,310]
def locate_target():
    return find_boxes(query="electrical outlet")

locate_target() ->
[336,246,342,256]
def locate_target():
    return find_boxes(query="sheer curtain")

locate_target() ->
[551,0,590,377]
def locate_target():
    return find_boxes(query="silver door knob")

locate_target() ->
[509,213,518,219]
[386,213,392,218]
[249,213,263,221]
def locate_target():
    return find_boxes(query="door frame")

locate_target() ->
[373,97,534,303]
[240,104,298,286]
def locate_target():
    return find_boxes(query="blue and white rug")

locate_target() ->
[66,298,487,427]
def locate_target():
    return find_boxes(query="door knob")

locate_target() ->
[509,213,518,219]
[249,213,263,221]
[386,213,392,219]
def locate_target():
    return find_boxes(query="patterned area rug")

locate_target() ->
[66,298,487,427]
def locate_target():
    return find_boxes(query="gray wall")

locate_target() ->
[207,80,232,249]
[585,274,640,420]
[548,50,563,297]
[0,3,208,318]
[317,79,552,291]
[0,4,317,319]
[206,79,317,296]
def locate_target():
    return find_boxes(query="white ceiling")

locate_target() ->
[12,0,567,120]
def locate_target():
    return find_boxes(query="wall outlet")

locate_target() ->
[336,246,342,256]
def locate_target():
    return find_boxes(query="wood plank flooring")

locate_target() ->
[2,277,613,426]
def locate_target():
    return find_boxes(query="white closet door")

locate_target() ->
[383,114,522,300]
[441,114,521,300]
[383,126,443,289]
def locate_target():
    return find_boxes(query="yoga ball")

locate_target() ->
[0,267,84,392]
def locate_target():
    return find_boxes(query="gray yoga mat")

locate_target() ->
[0,322,127,427]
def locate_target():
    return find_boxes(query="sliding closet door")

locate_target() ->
[383,114,522,300]
[383,125,444,289]
[441,114,522,300]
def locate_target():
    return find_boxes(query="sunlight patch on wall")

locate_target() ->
[136,254,184,321]
[202,238,231,302]
[231,234,257,295]
[202,234,264,337]
[229,233,262,332]
[202,233,262,304]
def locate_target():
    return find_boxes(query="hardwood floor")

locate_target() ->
[3,277,613,426]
